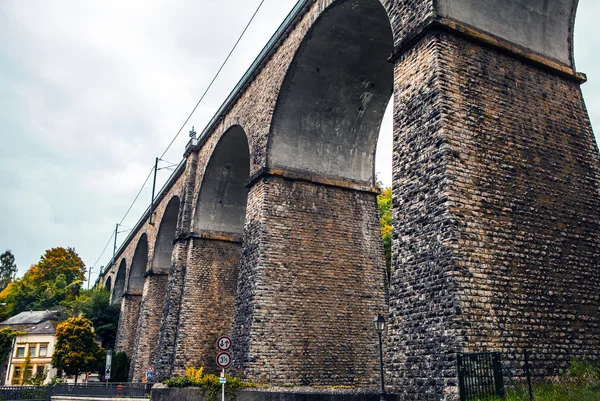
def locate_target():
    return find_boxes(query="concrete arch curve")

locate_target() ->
[128,234,148,294]
[112,259,126,305]
[267,0,394,186]
[152,196,181,272]
[105,276,112,292]
[194,125,250,235]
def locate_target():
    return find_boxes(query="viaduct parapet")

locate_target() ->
[96,1,600,399]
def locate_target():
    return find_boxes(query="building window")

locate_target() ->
[29,345,36,357]
[39,345,47,357]
[12,366,21,385]
[36,366,45,376]
[16,346,25,358]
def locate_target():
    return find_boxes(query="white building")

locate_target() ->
[4,319,58,385]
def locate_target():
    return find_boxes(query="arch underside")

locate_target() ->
[435,0,578,67]
[194,125,250,235]
[153,197,180,272]
[112,260,126,305]
[269,0,394,186]
[128,235,148,293]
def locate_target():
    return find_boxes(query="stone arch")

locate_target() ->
[105,276,112,292]
[173,125,250,374]
[128,234,148,294]
[152,196,181,272]
[267,0,394,186]
[232,0,393,386]
[112,259,126,305]
[194,125,250,235]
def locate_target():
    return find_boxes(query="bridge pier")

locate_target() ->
[171,234,242,375]
[115,293,142,357]
[232,174,388,387]
[130,271,169,382]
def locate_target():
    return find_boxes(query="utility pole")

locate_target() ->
[149,157,159,225]
[113,223,119,260]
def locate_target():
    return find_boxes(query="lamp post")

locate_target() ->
[373,314,387,401]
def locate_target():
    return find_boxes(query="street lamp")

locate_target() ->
[373,314,387,401]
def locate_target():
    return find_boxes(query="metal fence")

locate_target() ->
[50,383,152,399]
[457,352,505,401]
[0,386,49,401]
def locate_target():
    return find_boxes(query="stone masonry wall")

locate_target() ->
[388,33,462,401]
[232,176,388,387]
[439,33,600,376]
[130,273,169,381]
[172,237,242,376]
[116,294,143,357]
[388,29,600,401]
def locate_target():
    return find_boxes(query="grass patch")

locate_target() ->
[473,360,600,401]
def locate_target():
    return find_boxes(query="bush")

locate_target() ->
[164,367,257,401]
[110,352,130,382]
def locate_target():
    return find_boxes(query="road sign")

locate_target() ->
[146,371,154,381]
[147,365,154,373]
[216,335,232,351]
[219,377,226,384]
[216,351,232,369]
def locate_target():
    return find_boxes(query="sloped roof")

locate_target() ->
[0,310,60,326]
[23,320,56,335]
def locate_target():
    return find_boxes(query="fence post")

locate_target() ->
[456,353,465,401]
[492,353,505,399]
[524,349,534,401]
[46,384,53,401]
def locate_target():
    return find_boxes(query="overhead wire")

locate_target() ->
[158,0,267,160]
[90,0,268,281]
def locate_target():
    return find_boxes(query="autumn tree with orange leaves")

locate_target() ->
[0,248,86,320]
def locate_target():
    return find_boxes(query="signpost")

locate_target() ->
[216,336,233,401]
[105,350,112,387]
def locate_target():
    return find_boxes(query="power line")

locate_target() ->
[119,167,155,226]
[91,0,267,280]
[159,0,267,160]
[90,230,115,272]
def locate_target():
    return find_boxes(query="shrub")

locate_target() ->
[164,367,257,401]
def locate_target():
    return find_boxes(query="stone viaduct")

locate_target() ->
[96,0,600,399]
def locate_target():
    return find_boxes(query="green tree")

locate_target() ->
[21,354,33,385]
[0,328,21,365]
[0,250,17,292]
[377,187,392,280]
[0,247,86,320]
[110,352,130,382]
[71,287,120,348]
[52,317,105,383]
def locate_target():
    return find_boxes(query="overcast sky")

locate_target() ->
[1,0,600,283]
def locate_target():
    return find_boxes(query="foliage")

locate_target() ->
[0,250,17,292]
[165,367,257,401]
[0,247,86,320]
[0,328,21,366]
[71,287,120,348]
[110,352,131,382]
[31,367,48,386]
[473,359,600,401]
[52,317,105,383]
[377,187,392,280]
[21,354,32,385]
